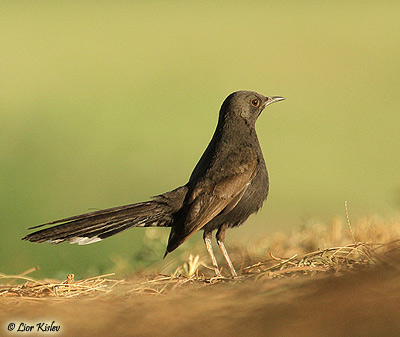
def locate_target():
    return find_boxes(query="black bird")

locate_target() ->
[22,91,284,277]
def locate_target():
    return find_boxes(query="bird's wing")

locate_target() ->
[182,146,258,239]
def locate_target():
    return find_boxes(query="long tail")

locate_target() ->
[22,187,188,245]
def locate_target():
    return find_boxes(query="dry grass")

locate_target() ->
[2,214,400,298]
[2,215,400,337]
[0,270,123,298]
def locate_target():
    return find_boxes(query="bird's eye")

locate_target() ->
[251,98,260,107]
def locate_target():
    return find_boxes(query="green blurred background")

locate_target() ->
[1,2,399,278]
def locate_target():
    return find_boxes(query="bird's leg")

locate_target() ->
[203,231,221,276]
[216,225,237,277]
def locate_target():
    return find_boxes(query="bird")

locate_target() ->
[22,90,285,277]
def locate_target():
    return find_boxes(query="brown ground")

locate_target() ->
[1,267,400,337]
[2,218,400,337]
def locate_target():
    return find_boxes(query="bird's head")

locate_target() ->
[219,90,285,126]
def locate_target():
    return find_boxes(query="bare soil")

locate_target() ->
[1,266,400,337]
[2,218,400,337]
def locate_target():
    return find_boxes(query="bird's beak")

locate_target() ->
[265,96,285,106]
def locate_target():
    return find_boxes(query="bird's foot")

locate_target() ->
[214,267,222,278]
